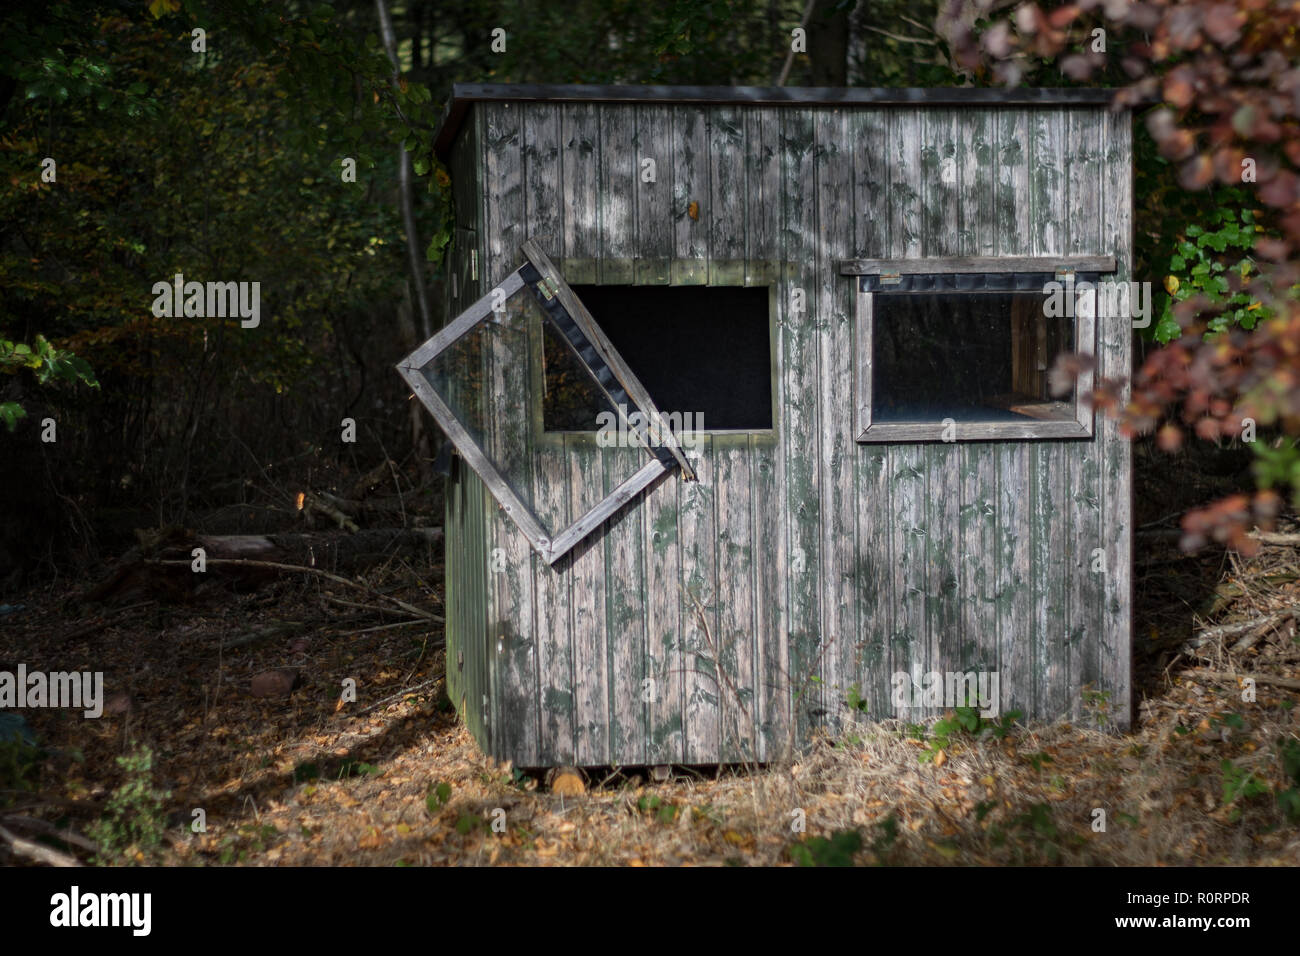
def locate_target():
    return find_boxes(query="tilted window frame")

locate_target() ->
[840,255,1117,443]
[396,240,695,566]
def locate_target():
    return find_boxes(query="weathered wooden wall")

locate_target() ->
[442,108,493,746]
[449,99,1132,767]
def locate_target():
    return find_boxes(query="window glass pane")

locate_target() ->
[541,317,615,431]
[872,292,1075,424]
[543,285,772,432]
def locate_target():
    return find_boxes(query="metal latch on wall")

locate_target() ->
[880,271,901,285]
[1054,266,1075,281]
[537,275,560,301]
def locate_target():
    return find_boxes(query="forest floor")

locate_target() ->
[2,504,1300,866]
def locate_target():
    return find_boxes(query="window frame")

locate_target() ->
[396,240,695,566]
[844,256,1116,443]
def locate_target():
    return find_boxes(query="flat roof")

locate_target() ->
[433,82,1126,159]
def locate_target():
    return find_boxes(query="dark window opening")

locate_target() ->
[872,292,1074,424]
[542,285,772,432]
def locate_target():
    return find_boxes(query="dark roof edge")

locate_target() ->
[433,82,1130,160]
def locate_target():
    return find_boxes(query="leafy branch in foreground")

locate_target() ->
[0,335,99,431]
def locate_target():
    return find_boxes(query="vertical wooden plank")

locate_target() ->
[461,473,492,752]
[959,447,999,681]
[745,109,786,757]
[441,231,467,721]
[752,429,786,759]
[681,437,718,764]
[561,103,599,284]
[994,107,1034,720]
[957,110,1000,696]
[645,468,684,764]
[715,436,757,762]
[534,444,575,765]
[856,443,892,718]
[960,109,996,260]
[605,444,647,764]
[1100,109,1134,730]
[1029,109,1065,258]
[635,105,672,285]
[524,103,562,249]
[1029,108,1069,719]
[708,106,746,284]
[885,109,927,720]
[483,102,539,765]
[634,105,683,762]
[995,110,1031,258]
[996,443,1034,720]
[922,108,959,256]
[1067,108,1105,723]
[745,107,780,288]
[889,106,923,260]
[464,113,494,755]
[890,447,928,719]
[781,108,822,740]
[850,108,892,719]
[1031,441,1068,719]
[814,108,854,733]
[522,103,574,764]
[920,108,961,705]
[442,117,481,736]
[568,436,608,763]
[598,106,634,284]
[671,107,709,284]
[852,110,888,261]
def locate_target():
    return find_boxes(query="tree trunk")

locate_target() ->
[376,0,434,342]
[807,0,850,87]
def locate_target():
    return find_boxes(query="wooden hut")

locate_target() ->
[398,84,1135,768]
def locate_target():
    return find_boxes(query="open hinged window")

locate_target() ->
[396,240,695,565]
[840,256,1117,442]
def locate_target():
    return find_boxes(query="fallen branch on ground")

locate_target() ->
[220,621,307,652]
[353,676,443,715]
[0,824,81,866]
[0,815,98,852]
[1188,669,1300,691]
[1180,608,1296,656]
[152,558,443,622]
[1248,531,1300,547]
[300,491,360,532]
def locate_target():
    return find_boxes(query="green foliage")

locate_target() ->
[867,814,899,864]
[0,738,41,809]
[88,746,171,865]
[916,706,1022,762]
[426,780,452,814]
[454,812,484,835]
[0,335,99,429]
[1220,758,1269,823]
[635,794,681,824]
[1277,737,1300,823]
[1013,803,1061,861]
[845,683,870,715]
[1024,751,1055,773]
[1082,686,1112,724]
[1153,198,1270,343]
[218,822,279,864]
[789,828,862,867]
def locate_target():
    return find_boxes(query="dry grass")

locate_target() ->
[2,534,1299,867]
